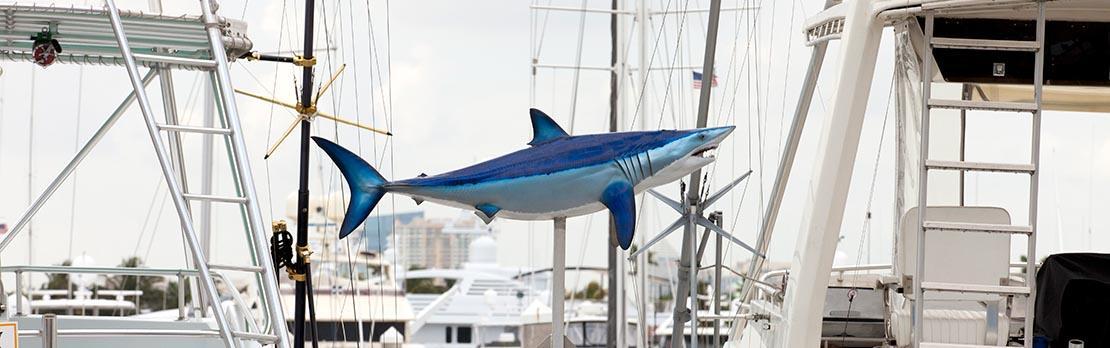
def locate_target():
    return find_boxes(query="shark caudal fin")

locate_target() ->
[311,137,388,239]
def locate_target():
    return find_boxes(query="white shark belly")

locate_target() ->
[394,164,622,220]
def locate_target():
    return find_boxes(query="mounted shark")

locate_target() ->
[312,108,734,250]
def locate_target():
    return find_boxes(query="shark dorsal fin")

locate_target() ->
[528,108,569,146]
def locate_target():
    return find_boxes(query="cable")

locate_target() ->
[566,0,589,133]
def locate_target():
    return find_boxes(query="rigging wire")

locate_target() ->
[854,74,897,269]
[628,0,679,131]
[262,0,291,226]
[67,66,85,261]
[566,0,589,133]
[651,0,694,130]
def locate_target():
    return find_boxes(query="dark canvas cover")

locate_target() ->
[1035,253,1110,347]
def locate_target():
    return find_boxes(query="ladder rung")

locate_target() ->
[923,221,1033,235]
[921,281,1030,296]
[183,193,248,204]
[925,160,1035,174]
[928,99,1038,112]
[158,124,232,135]
[921,343,1007,348]
[207,264,264,273]
[930,37,1040,52]
[231,330,279,343]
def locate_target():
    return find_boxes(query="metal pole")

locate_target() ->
[552,217,567,348]
[713,213,722,348]
[200,78,215,261]
[27,68,34,270]
[287,0,319,346]
[195,1,293,347]
[914,13,936,348]
[959,84,968,206]
[0,71,156,253]
[177,273,187,320]
[1026,4,1045,347]
[103,1,235,347]
[688,210,699,348]
[779,0,882,343]
[671,0,722,346]
[43,313,57,348]
[14,271,23,315]
[608,0,623,344]
[730,1,832,333]
[198,68,216,317]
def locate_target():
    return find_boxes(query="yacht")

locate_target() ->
[278,193,414,346]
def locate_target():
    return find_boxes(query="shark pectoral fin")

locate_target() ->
[600,181,636,250]
[475,203,501,224]
[527,108,569,146]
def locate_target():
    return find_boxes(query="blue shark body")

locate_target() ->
[313,109,733,249]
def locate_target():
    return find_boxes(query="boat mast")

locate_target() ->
[607,0,628,347]
[670,0,723,347]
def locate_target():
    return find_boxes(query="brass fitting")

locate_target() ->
[272,220,287,232]
[293,55,316,67]
[297,245,314,264]
[294,104,317,117]
[286,268,306,282]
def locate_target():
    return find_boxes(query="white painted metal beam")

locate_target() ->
[779,0,884,346]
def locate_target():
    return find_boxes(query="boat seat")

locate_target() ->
[891,206,1014,347]
[891,308,1008,346]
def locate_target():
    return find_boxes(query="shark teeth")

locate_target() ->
[692,145,718,159]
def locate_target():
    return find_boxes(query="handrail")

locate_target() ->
[0,265,200,277]
[16,328,278,343]
[1,266,273,340]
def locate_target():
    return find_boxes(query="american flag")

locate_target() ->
[692,71,718,89]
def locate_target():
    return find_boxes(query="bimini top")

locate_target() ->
[0,3,251,70]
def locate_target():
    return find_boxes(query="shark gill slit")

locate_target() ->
[635,152,647,180]
[614,159,632,182]
[625,156,640,182]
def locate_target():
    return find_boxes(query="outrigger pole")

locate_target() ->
[291,1,320,347]
[237,1,391,347]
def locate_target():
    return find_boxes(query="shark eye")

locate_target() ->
[698,134,707,141]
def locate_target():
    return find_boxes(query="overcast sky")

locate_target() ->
[1,0,1108,289]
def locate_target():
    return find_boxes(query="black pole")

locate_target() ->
[294,1,319,348]
[606,0,620,347]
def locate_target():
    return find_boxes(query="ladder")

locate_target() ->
[912,2,1045,348]
[104,1,290,347]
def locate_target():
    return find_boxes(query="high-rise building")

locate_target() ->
[390,214,493,270]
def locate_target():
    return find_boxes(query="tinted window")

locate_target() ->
[458,326,473,343]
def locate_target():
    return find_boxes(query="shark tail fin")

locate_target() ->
[311,136,388,239]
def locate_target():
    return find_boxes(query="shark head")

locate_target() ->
[640,126,735,187]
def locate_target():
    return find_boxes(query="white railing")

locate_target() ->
[0,265,275,344]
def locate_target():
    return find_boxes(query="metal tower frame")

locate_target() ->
[0,2,290,347]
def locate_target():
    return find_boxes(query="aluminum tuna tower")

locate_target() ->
[0,1,289,347]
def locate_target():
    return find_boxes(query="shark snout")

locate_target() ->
[689,126,735,157]
[703,126,735,144]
